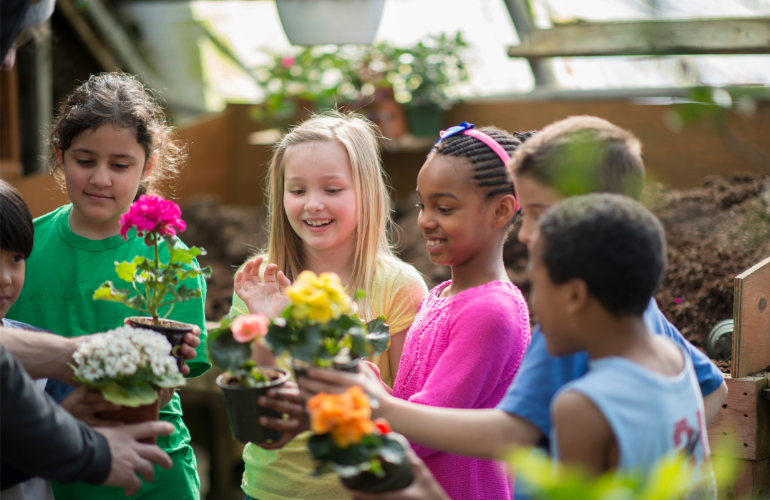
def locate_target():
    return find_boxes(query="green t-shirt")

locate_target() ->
[7,205,210,500]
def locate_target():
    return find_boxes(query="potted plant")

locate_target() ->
[307,386,412,492]
[92,194,212,366]
[276,0,385,46]
[250,33,469,138]
[264,271,390,378]
[207,314,291,444]
[70,325,186,441]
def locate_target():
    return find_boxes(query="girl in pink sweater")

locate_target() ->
[387,123,531,499]
[302,123,532,498]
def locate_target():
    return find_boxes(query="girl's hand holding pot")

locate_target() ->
[254,381,308,450]
[234,257,292,319]
[298,363,392,417]
[61,385,122,427]
[349,446,450,500]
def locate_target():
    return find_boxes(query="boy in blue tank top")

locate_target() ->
[531,194,713,495]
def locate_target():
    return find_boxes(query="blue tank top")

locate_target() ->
[551,343,715,496]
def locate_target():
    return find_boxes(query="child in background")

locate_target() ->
[230,112,428,500]
[532,194,712,488]
[0,179,121,500]
[6,73,210,500]
[302,116,725,499]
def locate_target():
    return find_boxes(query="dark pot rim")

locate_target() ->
[127,316,195,332]
[215,367,290,391]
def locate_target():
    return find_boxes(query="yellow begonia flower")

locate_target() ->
[286,271,354,324]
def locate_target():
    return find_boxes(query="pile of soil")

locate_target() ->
[181,174,770,367]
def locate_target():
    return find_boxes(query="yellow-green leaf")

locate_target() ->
[115,260,138,282]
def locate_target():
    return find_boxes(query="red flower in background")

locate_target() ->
[374,418,392,435]
[119,194,187,241]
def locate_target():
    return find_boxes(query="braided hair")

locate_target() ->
[432,127,536,199]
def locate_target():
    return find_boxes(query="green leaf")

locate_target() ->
[167,237,204,265]
[292,325,321,362]
[206,325,252,372]
[115,260,138,282]
[366,317,390,355]
[101,381,158,407]
[265,320,293,358]
[309,433,335,461]
[93,281,131,304]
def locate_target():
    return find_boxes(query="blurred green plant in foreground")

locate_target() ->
[507,446,742,500]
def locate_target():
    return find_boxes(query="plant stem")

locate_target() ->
[152,233,160,325]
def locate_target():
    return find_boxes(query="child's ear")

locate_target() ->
[54,146,64,168]
[143,153,159,179]
[564,278,590,315]
[492,194,516,228]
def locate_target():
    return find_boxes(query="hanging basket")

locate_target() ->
[276,0,385,46]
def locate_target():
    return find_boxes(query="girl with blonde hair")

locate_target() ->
[230,111,428,500]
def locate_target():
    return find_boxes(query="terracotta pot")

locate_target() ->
[217,367,291,444]
[341,433,413,493]
[96,395,161,444]
[128,316,194,368]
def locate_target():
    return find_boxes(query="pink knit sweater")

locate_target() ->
[392,280,531,500]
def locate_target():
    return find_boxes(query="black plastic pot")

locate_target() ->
[341,434,414,493]
[128,316,193,368]
[291,358,361,381]
[216,367,290,444]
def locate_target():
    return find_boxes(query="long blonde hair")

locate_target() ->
[263,111,396,319]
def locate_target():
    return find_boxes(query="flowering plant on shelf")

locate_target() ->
[207,314,274,386]
[70,326,185,406]
[265,271,390,368]
[307,386,412,492]
[92,194,211,325]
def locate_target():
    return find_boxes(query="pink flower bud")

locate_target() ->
[232,314,270,343]
[281,56,296,69]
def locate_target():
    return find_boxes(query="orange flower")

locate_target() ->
[307,386,376,448]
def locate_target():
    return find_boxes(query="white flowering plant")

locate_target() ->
[71,326,186,406]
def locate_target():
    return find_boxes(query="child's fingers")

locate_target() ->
[257,395,303,416]
[277,271,292,293]
[246,258,264,284]
[263,263,279,284]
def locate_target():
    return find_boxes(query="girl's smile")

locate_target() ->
[283,141,358,253]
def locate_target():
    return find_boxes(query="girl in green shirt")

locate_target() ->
[7,72,209,500]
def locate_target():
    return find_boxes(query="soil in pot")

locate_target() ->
[217,367,291,444]
[96,395,161,444]
[128,316,194,368]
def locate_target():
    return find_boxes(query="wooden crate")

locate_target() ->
[732,256,770,379]
[709,375,770,461]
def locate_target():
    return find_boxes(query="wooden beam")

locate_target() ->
[732,256,770,378]
[56,0,120,72]
[709,375,769,461]
[507,18,770,58]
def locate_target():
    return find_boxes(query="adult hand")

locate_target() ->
[349,446,450,500]
[122,320,200,376]
[60,386,121,427]
[97,421,174,496]
[234,257,292,319]
[254,381,309,450]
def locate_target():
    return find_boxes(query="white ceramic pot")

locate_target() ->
[276,0,385,45]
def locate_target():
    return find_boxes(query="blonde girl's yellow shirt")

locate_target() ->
[230,255,427,500]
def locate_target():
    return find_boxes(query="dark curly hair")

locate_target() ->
[48,72,186,196]
[537,193,666,316]
[0,180,34,258]
[432,126,535,199]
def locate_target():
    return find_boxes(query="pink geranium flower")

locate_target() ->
[119,194,187,241]
[281,56,296,68]
[232,314,270,343]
